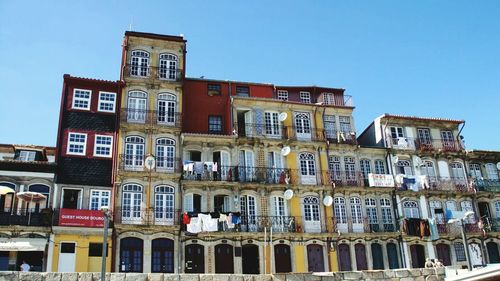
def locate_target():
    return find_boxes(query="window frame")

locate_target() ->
[207,84,221,96]
[18,150,36,161]
[236,86,250,97]
[72,88,92,110]
[299,91,311,103]
[277,90,288,101]
[89,189,111,210]
[67,132,87,156]
[93,135,113,157]
[208,115,223,134]
[98,91,117,113]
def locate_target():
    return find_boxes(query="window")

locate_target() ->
[429,200,445,224]
[127,91,147,123]
[67,132,87,155]
[321,93,334,105]
[486,163,499,180]
[90,190,111,210]
[277,90,288,101]
[294,112,311,137]
[157,93,176,125]
[208,115,223,134]
[350,197,362,224]
[156,138,175,171]
[344,157,356,182]
[323,115,337,139]
[124,136,145,169]
[208,84,221,96]
[460,201,475,223]
[72,89,91,110]
[421,161,436,179]
[469,163,482,179]
[299,153,316,176]
[89,243,107,257]
[339,116,351,133]
[450,162,465,179]
[328,156,342,182]
[265,111,280,136]
[94,135,113,157]
[441,130,455,150]
[360,159,371,178]
[365,198,378,224]
[396,160,413,175]
[122,184,143,222]
[154,185,175,224]
[495,201,500,217]
[18,150,36,161]
[240,195,257,228]
[403,201,420,218]
[300,91,310,103]
[417,128,432,146]
[390,127,405,139]
[130,50,149,77]
[236,86,249,97]
[98,92,116,112]
[159,53,177,80]
[334,197,347,224]
[375,160,386,174]
[380,198,393,224]
[29,184,50,210]
[454,242,466,262]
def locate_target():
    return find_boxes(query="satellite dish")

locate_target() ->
[392,155,399,163]
[323,196,333,207]
[496,162,500,170]
[395,174,404,184]
[278,112,288,122]
[144,155,156,170]
[281,146,291,156]
[283,189,294,200]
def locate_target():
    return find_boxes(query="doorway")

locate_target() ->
[274,244,292,273]
[57,242,76,272]
[307,244,324,272]
[387,243,400,269]
[486,242,499,263]
[215,244,234,273]
[355,243,368,270]
[371,243,384,269]
[436,243,451,266]
[410,244,425,268]
[120,238,143,272]
[151,238,174,273]
[185,244,204,273]
[242,244,259,274]
[61,189,81,209]
[17,251,43,272]
[338,243,351,271]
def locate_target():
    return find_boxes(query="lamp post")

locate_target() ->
[448,211,475,271]
[101,206,111,281]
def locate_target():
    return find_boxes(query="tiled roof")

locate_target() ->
[380,113,464,124]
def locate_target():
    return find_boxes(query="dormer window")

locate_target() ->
[72,89,91,110]
[17,150,36,161]
[277,90,288,101]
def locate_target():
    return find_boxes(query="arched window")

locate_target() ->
[156,138,175,171]
[450,162,465,179]
[124,136,145,169]
[294,112,311,139]
[154,185,174,225]
[28,184,50,211]
[334,197,347,224]
[403,200,420,218]
[122,184,143,223]
[365,198,378,226]
[380,198,393,229]
[159,53,178,80]
[157,93,177,125]
[430,200,445,224]
[127,91,147,123]
[350,197,362,225]
[299,153,316,184]
[302,196,321,233]
[421,161,437,180]
[460,200,475,223]
[130,50,149,77]
[396,160,413,175]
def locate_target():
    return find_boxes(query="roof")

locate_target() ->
[378,113,464,124]
[185,77,274,87]
[63,74,122,85]
[276,85,346,92]
[125,31,186,43]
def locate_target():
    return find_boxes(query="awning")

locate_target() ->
[0,238,47,251]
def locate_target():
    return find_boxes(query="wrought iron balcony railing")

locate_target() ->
[415,138,463,152]
[119,154,182,173]
[114,207,181,226]
[335,217,396,234]
[320,170,365,187]
[123,64,183,81]
[475,179,500,192]
[183,166,292,184]
[422,177,470,192]
[121,109,182,127]
[0,208,53,227]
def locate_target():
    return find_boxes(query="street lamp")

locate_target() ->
[101,206,111,281]
[447,210,475,271]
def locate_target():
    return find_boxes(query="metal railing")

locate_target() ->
[475,179,500,192]
[121,109,182,127]
[0,208,53,227]
[415,138,463,152]
[422,177,471,192]
[123,64,183,81]
[114,208,181,225]
[119,154,182,173]
[320,170,365,187]
[183,166,291,184]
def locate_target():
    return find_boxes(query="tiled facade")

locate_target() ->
[0,31,499,273]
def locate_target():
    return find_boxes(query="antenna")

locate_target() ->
[129,18,133,31]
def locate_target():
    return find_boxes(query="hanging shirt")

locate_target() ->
[428,218,440,241]
[182,213,191,225]
[205,218,219,231]
[186,217,202,233]
[198,213,212,231]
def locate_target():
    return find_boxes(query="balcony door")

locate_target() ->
[239,150,254,182]
[124,136,145,170]
[159,53,177,80]
[122,184,143,224]
[350,197,364,233]
[299,153,317,185]
[156,138,175,172]
[127,91,147,123]
[240,195,257,231]
[154,185,174,225]
[267,151,284,184]
[302,196,321,233]
[334,197,348,233]
[417,128,432,148]
[157,93,176,125]
[270,196,288,232]
[265,111,281,138]
[294,112,311,140]
[130,50,149,77]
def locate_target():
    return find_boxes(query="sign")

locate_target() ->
[0,238,47,251]
[368,173,395,187]
[59,208,105,227]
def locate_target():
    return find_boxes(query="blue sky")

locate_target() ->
[1,1,499,150]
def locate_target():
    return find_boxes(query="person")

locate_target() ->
[20,260,30,272]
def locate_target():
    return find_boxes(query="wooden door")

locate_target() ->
[355,243,368,270]
[436,243,451,266]
[185,244,204,273]
[215,244,234,273]
[307,244,324,272]
[151,238,174,273]
[242,244,259,274]
[120,238,143,272]
[487,242,500,263]
[387,243,400,269]
[338,244,351,271]
[410,244,425,268]
[274,244,292,273]
[371,243,384,269]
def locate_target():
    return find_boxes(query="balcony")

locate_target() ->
[119,154,182,173]
[121,109,182,127]
[115,207,181,226]
[388,136,416,150]
[236,123,288,140]
[123,64,182,81]
[0,209,53,227]
[336,217,397,234]
[316,94,354,107]
[475,179,500,192]
[320,171,364,187]
[423,177,470,192]
[415,138,463,152]
[183,165,291,184]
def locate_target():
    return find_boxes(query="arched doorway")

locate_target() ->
[338,243,351,271]
[387,243,399,269]
[436,243,451,266]
[242,244,259,274]
[371,243,384,269]
[215,244,234,273]
[486,242,500,263]
[355,243,368,270]
[274,244,292,273]
[151,238,174,273]
[410,244,425,268]
[185,244,204,273]
[120,237,143,272]
[307,244,324,272]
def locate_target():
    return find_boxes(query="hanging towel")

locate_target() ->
[227,213,235,229]
[198,213,212,231]
[232,213,241,224]
[186,217,202,233]
[428,218,440,241]
[206,218,219,231]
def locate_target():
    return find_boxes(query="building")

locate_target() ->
[0,144,56,271]
[113,31,186,273]
[51,74,122,272]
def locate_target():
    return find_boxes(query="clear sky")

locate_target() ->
[1,1,499,150]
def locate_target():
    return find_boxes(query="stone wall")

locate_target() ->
[0,268,446,281]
